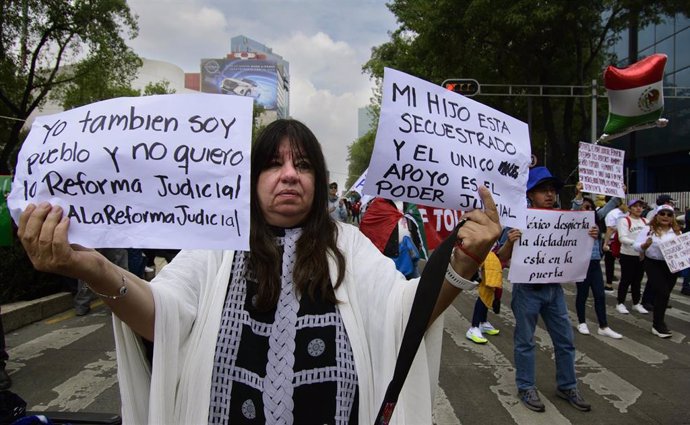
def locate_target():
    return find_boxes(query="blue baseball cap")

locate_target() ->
[526,166,563,192]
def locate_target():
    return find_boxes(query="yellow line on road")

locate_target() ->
[44,299,105,324]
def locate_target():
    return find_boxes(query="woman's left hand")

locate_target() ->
[451,186,503,277]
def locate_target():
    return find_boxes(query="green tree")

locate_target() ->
[362,0,689,183]
[142,80,176,96]
[346,85,381,186]
[0,0,140,173]
[346,129,376,188]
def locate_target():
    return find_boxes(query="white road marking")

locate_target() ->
[433,386,462,425]
[31,351,118,412]
[6,325,105,371]
[443,306,572,425]
[567,311,669,364]
[500,282,643,412]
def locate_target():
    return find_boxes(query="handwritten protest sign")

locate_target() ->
[349,169,368,196]
[578,142,625,197]
[659,232,690,273]
[7,94,253,250]
[362,68,531,228]
[508,209,595,283]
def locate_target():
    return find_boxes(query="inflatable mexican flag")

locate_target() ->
[600,53,668,142]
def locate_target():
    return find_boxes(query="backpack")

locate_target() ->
[610,216,647,257]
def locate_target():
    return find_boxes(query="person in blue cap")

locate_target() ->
[496,166,591,413]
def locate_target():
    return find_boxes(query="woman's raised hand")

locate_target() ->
[452,186,503,274]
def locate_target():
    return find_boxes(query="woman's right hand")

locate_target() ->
[18,202,103,280]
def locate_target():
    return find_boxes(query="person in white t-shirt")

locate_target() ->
[614,199,649,314]
[602,203,628,290]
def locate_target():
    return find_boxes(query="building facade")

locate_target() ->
[610,13,690,193]
[191,35,290,124]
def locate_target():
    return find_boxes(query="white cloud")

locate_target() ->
[125,0,397,188]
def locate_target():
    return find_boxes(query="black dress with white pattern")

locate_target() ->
[208,228,359,424]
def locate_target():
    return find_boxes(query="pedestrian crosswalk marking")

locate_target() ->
[443,306,572,424]
[433,387,462,425]
[30,351,117,412]
[6,325,105,372]
[567,312,669,364]
[488,283,642,413]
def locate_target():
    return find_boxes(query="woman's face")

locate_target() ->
[629,202,644,217]
[656,208,674,226]
[257,137,315,227]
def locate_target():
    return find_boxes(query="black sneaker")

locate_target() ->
[556,387,591,412]
[0,368,12,390]
[518,388,545,412]
[604,285,614,292]
[75,306,91,316]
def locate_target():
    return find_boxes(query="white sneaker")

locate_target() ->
[577,323,590,335]
[615,304,629,314]
[466,327,488,344]
[479,321,500,335]
[633,303,649,314]
[597,327,623,339]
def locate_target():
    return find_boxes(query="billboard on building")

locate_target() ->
[201,54,279,110]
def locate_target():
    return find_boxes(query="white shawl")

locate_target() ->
[113,223,443,424]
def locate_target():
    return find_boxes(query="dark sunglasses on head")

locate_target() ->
[657,211,674,217]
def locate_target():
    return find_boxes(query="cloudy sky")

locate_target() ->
[125,0,399,188]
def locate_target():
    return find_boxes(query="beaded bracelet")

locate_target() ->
[445,253,479,291]
[85,273,128,300]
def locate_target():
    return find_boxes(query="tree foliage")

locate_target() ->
[358,0,689,185]
[0,0,140,173]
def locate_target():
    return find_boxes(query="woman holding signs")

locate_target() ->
[634,204,683,338]
[17,119,501,424]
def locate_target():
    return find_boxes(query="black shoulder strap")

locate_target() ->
[374,221,463,424]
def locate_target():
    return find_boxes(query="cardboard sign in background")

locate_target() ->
[660,232,690,273]
[508,209,596,283]
[578,142,625,198]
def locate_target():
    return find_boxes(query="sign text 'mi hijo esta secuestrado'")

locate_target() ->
[363,68,532,229]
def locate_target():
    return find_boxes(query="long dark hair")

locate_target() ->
[249,119,346,310]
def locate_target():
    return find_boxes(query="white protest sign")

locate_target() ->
[508,209,595,283]
[363,68,531,228]
[8,94,253,250]
[349,168,368,195]
[578,142,625,197]
[659,232,690,273]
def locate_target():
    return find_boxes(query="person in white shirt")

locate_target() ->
[614,199,649,314]
[634,204,683,338]
[602,203,628,290]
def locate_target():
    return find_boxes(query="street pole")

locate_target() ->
[591,79,597,143]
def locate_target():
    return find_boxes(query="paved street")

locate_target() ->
[5,270,690,424]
